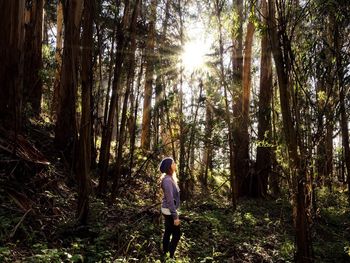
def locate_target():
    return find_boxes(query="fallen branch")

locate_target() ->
[0,128,50,165]
[9,208,32,239]
[6,188,34,212]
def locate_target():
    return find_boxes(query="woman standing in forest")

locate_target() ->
[159,157,181,259]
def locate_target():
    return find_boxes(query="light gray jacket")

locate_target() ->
[161,175,180,219]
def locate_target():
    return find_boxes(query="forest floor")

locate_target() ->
[1,120,350,262]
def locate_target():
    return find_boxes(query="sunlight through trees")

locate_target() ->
[0,0,350,262]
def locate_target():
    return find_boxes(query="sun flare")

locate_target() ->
[180,38,211,73]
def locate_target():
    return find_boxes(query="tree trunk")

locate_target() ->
[316,11,336,190]
[268,1,313,261]
[76,0,94,225]
[335,22,350,202]
[158,82,177,159]
[52,0,63,120]
[157,0,173,156]
[184,81,203,198]
[0,0,26,131]
[154,0,171,153]
[255,0,273,198]
[270,82,280,196]
[215,0,236,209]
[23,0,44,117]
[140,0,157,151]
[103,13,117,127]
[315,80,327,187]
[177,0,188,200]
[202,87,214,189]
[42,4,49,46]
[112,0,140,196]
[54,0,83,158]
[231,0,247,198]
[240,21,255,196]
[179,82,187,198]
[129,56,144,177]
[153,74,162,150]
[325,121,333,191]
[97,0,131,195]
[340,97,350,201]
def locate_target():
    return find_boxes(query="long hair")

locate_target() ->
[160,171,179,191]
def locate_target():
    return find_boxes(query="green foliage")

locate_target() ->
[0,215,14,241]
[279,239,294,260]
[2,175,350,262]
[26,243,84,263]
[255,131,274,148]
[41,44,56,115]
[174,198,295,262]
[313,187,350,262]
[0,247,11,262]
[344,245,350,257]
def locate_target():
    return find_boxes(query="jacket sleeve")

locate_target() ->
[162,179,178,219]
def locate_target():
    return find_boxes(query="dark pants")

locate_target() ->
[162,215,181,258]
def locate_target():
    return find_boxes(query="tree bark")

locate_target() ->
[54,0,83,158]
[240,21,255,196]
[112,0,141,196]
[335,22,350,202]
[140,0,157,151]
[177,0,188,200]
[102,13,117,128]
[215,0,236,209]
[154,0,171,153]
[52,0,64,120]
[231,0,247,198]
[325,121,333,191]
[202,86,214,189]
[76,0,94,225]
[255,0,273,198]
[0,0,26,131]
[98,0,131,195]
[153,75,162,149]
[184,81,203,198]
[268,1,313,261]
[316,11,336,190]
[270,83,280,197]
[129,56,144,177]
[23,0,44,117]
[42,4,49,46]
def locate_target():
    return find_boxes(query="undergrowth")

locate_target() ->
[1,121,350,262]
[1,182,350,262]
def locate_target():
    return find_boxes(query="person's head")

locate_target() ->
[159,157,176,175]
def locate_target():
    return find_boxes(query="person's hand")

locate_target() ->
[174,218,180,226]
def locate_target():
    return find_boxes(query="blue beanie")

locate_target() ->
[160,157,173,174]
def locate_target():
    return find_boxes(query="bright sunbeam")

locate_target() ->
[181,40,208,72]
